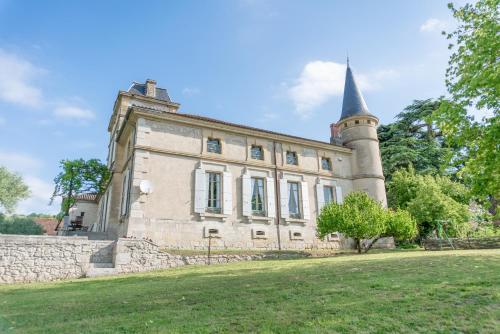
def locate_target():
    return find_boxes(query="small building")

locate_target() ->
[95,62,388,250]
[68,193,99,231]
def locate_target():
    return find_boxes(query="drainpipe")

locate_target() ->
[273,141,282,252]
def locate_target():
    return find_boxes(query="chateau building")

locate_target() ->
[96,63,387,249]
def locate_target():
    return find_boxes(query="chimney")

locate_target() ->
[330,122,342,144]
[145,79,156,98]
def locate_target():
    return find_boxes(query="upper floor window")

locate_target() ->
[251,177,265,215]
[288,181,301,218]
[323,186,335,204]
[206,172,221,213]
[251,145,264,160]
[321,157,332,171]
[286,151,298,165]
[207,138,222,154]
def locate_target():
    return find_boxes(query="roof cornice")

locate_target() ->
[118,106,352,153]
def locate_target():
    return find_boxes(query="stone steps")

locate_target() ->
[86,262,116,278]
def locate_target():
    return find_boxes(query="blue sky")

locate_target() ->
[0,0,461,214]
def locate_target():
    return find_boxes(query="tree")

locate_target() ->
[433,0,499,215]
[0,166,30,213]
[378,99,452,181]
[0,215,44,235]
[387,168,470,238]
[316,192,417,253]
[51,159,110,216]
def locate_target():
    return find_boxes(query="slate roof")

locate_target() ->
[340,64,374,120]
[128,82,171,102]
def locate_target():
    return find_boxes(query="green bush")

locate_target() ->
[0,215,45,235]
[317,192,417,253]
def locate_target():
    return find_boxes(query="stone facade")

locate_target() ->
[94,68,387,250]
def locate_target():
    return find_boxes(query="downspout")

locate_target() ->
[273,141,282,252]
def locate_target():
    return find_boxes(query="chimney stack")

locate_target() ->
[145,79,156,98]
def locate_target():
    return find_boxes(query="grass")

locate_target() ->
[0,249,499,333]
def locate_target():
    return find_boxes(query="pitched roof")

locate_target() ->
[340,64,374,120]
[74,193,98,202]
[128,82,171,102]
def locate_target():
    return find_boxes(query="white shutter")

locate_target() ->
[194,168,206,213]
[335,186,343,204]
[242,174,252,216]
[301,181,310,220]
[223,171,233,215]
[266,177,276,218]
[315,183,325,212]
[279,178,289,219]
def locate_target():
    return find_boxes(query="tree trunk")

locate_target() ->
[364,236,381,253]
[355,239,362,253]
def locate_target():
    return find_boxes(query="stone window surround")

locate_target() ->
[243,167,274,224]
[197,161,230,222]
[281,172,308,225]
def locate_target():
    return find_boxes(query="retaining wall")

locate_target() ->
[0,235,114,284]
[423,236,500,250]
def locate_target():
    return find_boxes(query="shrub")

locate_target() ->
[0,215,45,235]
[317,192,417,253]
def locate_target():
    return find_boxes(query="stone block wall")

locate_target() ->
[0,235,114,284]
[113,238,280,274]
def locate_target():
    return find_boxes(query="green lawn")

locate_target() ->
[1,250,499,334]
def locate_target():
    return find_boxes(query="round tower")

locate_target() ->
[337,62,387,207]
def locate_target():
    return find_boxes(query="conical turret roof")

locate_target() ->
[340,62,374,120]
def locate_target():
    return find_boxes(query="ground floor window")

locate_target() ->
[323,185,335,204]
[288,181,301,218]
[251,177,265,215]
[206,172,221,213]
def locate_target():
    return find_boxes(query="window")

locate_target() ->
[323,186,335,204]
[321,157,332,171]
[206,172,221,213]
[120,170,130,216]
[286,151,298,165]
[367,120,372,125]
[251,177,265,215]
[344,123,348,128]
[251,145,264,160]
[207,138,221,154]
[288,182,301,218]
[355,120,360,125]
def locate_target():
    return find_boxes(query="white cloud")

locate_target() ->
[53,105,95,120]
[182,87,200,96]
[0,49,45,107]
[0,151,58,214]
[0,151,43,174]
[288,61,398,118]
[16,175,59,215]
[420,18,447,32]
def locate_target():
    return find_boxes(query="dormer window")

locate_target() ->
[286,151,298,165]
[321,157,332,171]
[251,145,264,160]
[207,138,221,154]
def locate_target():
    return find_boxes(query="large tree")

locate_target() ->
[51,159,110,217]
[433,0,499,215]
[387,168,470,239]
[0,166,30,213]
[378,99,452,181]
